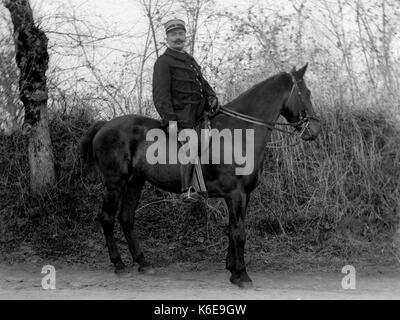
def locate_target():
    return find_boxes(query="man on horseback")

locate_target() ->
[152,18,219,201]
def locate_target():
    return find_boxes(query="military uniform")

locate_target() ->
[152,18,217,201]
[153,47,216,128]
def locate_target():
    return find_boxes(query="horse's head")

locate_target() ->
[281,64,321,141]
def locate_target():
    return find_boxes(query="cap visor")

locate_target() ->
[166,27,186,33]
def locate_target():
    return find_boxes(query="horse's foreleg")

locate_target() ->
[118,178,153,273]
[226,227,237,281]
[225,192,252,288]
[99,186,125,273]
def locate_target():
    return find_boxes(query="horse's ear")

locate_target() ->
[291,66,296,73]
[297,63,308,78]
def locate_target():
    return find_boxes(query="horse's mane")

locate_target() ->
[226,72,290,107]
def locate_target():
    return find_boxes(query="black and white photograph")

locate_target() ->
[0,0,399,305]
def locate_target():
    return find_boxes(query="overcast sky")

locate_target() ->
[31,0,255,30]
[25,0,258,65]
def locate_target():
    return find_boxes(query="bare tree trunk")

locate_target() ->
[140,0,172,59]
[323,0,357,105]
[380,0,394,96]
[292,0,306,65]
[187,0,201,56]
[179,0,210,57]
[146,0,160,59]
[4,0,55,193]
[137,24,152,115]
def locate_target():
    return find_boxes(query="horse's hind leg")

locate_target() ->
[118,177,153,273]
[99,183,126,273]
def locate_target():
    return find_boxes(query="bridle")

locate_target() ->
[212,72,318,137]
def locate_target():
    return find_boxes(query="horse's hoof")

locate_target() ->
[238,280,253,289]
[229,274,240,285]
[114,263,128,275]
[138,265,155,274]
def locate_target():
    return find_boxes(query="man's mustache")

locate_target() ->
[174,39,185,43]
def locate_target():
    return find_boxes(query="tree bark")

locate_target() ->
[4,0,55,193]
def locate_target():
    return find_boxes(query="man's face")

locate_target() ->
[166,29,186,51]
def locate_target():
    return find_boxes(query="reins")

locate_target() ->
[207,72,316,138]
[218,105,306,136]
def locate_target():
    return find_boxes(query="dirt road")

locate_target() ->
[1,262,399,299]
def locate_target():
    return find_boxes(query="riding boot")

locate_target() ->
[180,162,203,202]
[177,126,203,202]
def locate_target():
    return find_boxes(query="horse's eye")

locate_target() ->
[306,90,311,97]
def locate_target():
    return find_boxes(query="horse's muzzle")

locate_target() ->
[300,118,321,141]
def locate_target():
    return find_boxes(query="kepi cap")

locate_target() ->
[164,18,186,34]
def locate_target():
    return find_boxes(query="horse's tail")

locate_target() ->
[80,120,107,167]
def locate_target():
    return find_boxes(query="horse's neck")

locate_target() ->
[230,79,286,124]
[228,77,289,170]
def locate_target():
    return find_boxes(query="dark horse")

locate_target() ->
[80,64,321,288]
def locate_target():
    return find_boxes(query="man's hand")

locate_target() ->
[208,96,220,116]
[161,113,178,129]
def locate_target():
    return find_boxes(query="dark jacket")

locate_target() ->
[152,47,216,128]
